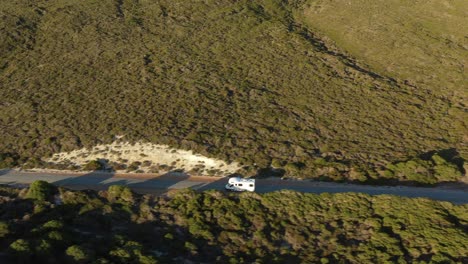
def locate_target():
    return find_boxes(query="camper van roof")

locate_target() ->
[230,177,255,182]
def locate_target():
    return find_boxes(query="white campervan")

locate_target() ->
[225,177,255,192]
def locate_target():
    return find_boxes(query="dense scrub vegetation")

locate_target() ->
[0,0,466,183]
[0,182,467,263]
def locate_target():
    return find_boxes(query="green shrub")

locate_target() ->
[386,159,435,183]
[83,160,103,171]
[110,162,127,171]
[26,180,57,201]
[0,152,19,168]
[9,239,31,254]
[184,242,197,252]
[271,158,284,168]
[127,161,141,172]
[109,240,157,263]
[66,245,92,262]
[284,162,305,176]
[35,239,53,255]
[107,185,134,204]
[0,221,9,238]
[385,153,463,184]
[47,230,64,241]
[42,220,64,230]
[432,154,462,182]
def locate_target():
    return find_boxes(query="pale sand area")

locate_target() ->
[45,142,241,176]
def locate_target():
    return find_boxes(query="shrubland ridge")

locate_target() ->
[0,0,466,182]
[1,183,467,263]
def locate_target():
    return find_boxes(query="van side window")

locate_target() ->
[238,184,242,187]
[249,184,253,187]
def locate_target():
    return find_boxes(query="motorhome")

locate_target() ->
[225,177,255,192]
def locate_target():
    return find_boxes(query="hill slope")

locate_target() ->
[297,0,467,103]
[0,0,466,182]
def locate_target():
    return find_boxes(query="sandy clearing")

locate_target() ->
[46,142,241,176]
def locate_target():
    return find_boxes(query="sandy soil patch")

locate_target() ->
[46,142,241,176]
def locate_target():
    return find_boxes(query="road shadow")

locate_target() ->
[52,169,213,195]
[52,170,119,192]
[0,169,11,177]
[127,170,193,194]
[125,171,233,196]
[1,167,234,195]
[127,171,231,195]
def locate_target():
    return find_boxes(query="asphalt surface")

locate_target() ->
[0,169,467,204]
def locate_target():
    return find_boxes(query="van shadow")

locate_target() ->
[195,176,230,192]
[127,171,230,195]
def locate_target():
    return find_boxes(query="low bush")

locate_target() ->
[83,160,103,171]
[26,180,57,201]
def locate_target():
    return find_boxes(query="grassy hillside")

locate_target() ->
[298,0,467,101]
[1,183,467,263]
[296,0,467,136]
[0,0,466,182]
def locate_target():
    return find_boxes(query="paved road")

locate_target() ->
[0,169,467,204]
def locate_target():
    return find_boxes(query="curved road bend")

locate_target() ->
[0,170,466,204]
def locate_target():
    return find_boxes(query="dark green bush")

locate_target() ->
[127,161,141,172]
[107,185,134,204]
[271,158,284,168]
[66,245,92,263]
[0,221,9,238]
[386,153,463,184]
[0,152,19,169]
[284,162,305,176]
[83,160,103,171]
[9,239,32,260]
[26,180,57,201]
[432,154,462,182]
